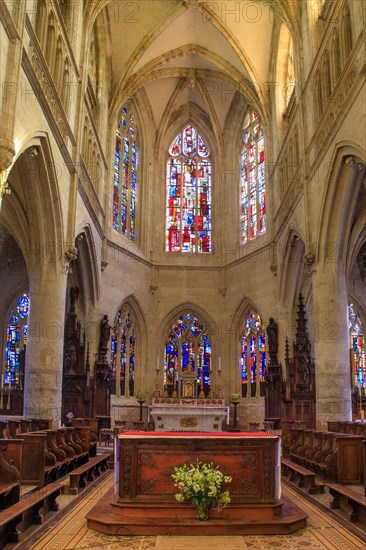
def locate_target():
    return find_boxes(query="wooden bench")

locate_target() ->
[327,482,366,526]
[282,457,324,494]
[288,428,365,483]
[0,481,62,547]
[68,452,110,495]
[0,439,21,510]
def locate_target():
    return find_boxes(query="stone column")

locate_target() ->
[24,263,67,427]
[0,2,26,174]
[312,263,351,428]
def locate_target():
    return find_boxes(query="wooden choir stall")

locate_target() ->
[86,431,307,535]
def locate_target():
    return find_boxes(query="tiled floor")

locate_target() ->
[27,473,365,550]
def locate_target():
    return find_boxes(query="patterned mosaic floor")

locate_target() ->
[29,476,365,550]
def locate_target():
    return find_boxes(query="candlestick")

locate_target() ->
[219,357,221,371]
[199,366,205,398]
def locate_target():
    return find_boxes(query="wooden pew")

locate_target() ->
[289,428,364,483]
[0,439,21,510]
[26,428,89,485]
[0,421,10,439]
[68,452,110,495]
[72,418,98,456]
[19,432,50,486]
[7,420,22,438]
[0,481,62,547]
[30,419,52,431]
[328,421,366,438]
[281,457,324,494]
[327,482,366,526]
[20,419,33,433]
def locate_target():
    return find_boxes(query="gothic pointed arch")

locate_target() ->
[112,104,140,241]
[166,123,212,253]
[70,225,101,311]
[0,226,29,406]
[317,144,365,267]
[240,110,267,244]
[159,304,216,398]
[279,229,306,305]
[1,135,65,276]
[229,297,266,400]
[110,295,147,398]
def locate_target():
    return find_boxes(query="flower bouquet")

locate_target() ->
[172,460,232,520]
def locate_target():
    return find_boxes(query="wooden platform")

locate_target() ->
[86,486,307,535]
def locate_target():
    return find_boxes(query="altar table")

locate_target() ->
[86,432,307,535]
[115,431,281,502]
[148,404,229,432]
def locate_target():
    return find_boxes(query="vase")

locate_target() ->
[195,502,209,520]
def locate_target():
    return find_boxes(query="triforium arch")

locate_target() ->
[110,296,146,399]
[158,304,217,399]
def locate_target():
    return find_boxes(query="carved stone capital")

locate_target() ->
[0,136,16,172]
[65,245,78,262]
[303,252,315,266]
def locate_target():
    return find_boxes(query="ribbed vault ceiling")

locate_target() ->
[98,0,294,129]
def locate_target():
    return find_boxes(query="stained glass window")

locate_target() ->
[112,105,138,240]
[163,311,212,397]
[240,311,266,397]
[110,306,136,397]
[240,112,267,244]
[349,304,365,388]
[3,294,29,389]
[166,125,212,253]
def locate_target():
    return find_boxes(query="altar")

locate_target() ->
[86,431,308,535]
[149,403,229,431]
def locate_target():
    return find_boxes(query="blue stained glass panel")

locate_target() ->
[112,105,138,240]
[17,295,29,318]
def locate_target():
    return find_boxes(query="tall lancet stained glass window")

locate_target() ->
[240,311,266,398]
[3,294,29,389]
[240,112,267,244]
[348,304,365,388]
[164,311,212,397]
[166,125,212,253]
[112,105,138,240]
[110,306,136,398]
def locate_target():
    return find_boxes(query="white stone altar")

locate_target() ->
[149,403,229,432]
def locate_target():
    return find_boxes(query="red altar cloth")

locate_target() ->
[122,431,273,437]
